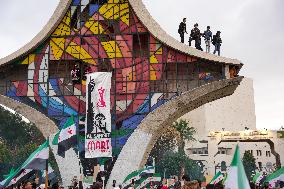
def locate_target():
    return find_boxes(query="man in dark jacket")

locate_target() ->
[189,23,203,51]
[213,31,222,56]
[178,18,188,43]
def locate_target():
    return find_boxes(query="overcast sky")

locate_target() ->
[0,0,283,130]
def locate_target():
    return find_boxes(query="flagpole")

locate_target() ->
[45,137,49,189]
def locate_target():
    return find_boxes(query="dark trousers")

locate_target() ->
[213,43,221,56]
[180,33,184,43]
[195,38,203,51]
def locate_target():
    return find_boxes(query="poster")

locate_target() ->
[85,72,112,158]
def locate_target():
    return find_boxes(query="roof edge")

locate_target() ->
[0,0,242,66]
[129,0,242,65]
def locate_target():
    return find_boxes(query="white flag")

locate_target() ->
[85,72,112,158]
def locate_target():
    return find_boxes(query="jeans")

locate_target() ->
[195,38,203,51]
[180,33,184,43]
[213,43,221,56]
[205,40,210,53]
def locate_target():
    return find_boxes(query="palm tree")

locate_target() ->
[172,119,196,154]
[172,119,196,177]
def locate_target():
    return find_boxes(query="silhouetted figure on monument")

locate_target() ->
[178,18,188,43]
[203,26,212,53]
[213,31,222,56]
[189,23,203,51]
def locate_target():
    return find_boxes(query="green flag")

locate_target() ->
[224,145,250,189]
[209,171,224,185]
[265,167,284,188]
[0,140,49,188]
[52,116,77,155]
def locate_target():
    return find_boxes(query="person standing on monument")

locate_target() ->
[203,26,212,53]
[212,31,222,56]
[189,23,203,51]
[178,18,188,43]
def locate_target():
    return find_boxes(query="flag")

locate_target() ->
[21,140,49,170]
[209,171,224,185]
[52,116,77,155]
[264,167,284,188]
[252,171,265,185]
[135,173,162,189]
[0,141,49,188]
[224,145,250,189]
[7,169,33,186]
[122,166,155,188]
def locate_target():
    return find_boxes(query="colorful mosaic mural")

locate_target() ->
[1,0,225,157]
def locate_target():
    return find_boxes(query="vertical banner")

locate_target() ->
[85,72,112,158]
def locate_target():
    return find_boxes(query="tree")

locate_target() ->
[156,151,205,181]
[172,119,196,155]
[242,150,257,180]
[0,106,61,181]
[149,119,197,179]
[172,119,196,176]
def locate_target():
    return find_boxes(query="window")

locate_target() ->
[133,34,149,58]
[258,162,262,170]
[266,151,271,157]
[257,150,262,156]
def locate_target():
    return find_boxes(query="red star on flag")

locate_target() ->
[68,128,73,135]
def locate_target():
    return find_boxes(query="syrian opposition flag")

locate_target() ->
[209,171,224,185]
[52,116,77,155]
[135,173,162,189]
[224,145,250,189]
[0,141,49,188]
[122,166,155,188]
[265,167,284,188]
[21,140,49,170]
[252,171,266,185]
[7,169,33,186]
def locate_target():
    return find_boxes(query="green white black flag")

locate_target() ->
[52,116,77,155]
[224,145,250,189]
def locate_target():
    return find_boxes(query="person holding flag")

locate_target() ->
[224,145,250,189]
[0,140,50,189]
[209,171,224,185]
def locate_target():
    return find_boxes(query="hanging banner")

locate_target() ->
[85,72,112,158]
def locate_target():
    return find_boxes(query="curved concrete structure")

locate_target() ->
[0,95,58,137]
[0,0,241,66]
[0,95,81,187]
[108,77,243,186]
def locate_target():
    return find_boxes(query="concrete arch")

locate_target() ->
[0,95,81,187]
[108,77,243,186]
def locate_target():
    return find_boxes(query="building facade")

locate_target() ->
[186,130,284,177]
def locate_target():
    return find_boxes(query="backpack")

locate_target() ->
[190,28,200,39]
[212,35,216,45]
[178,22,183,34]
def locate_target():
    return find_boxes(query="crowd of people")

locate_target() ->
[178,18,222,56]
[2,174,282,189]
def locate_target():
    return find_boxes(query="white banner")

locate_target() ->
[85,72,112,158]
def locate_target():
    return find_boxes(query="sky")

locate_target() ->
[0,0,283,130]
